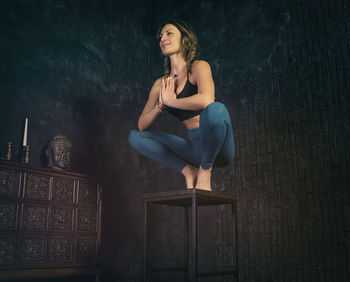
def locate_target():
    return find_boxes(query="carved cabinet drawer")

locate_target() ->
[77,209,97,232]
[51,207,73,231]
[52,177,74,202]
[0,202,17,230]
[0,237,16,264]
[48,237,72,262]
[19,236,47,263]
[78,180,97,204]
[0,170,20,198]
[24,174,50,200]
[22,205,48,231]
[76,237,96,262]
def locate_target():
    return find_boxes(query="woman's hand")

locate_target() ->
[155,80,166,113]
[156,92,165,113]
[160,76,177,105]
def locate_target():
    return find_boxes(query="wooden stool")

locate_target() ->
[144,189,238,281]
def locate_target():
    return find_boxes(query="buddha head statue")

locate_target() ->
[45,135,73,170]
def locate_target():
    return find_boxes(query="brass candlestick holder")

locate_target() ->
[25,146,30,164]
[19,146,29,163]
[7,142,12,160]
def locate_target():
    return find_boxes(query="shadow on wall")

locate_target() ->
[67,95,106,174]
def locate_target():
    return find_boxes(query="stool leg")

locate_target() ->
[144,201,149,282]
[191,195,198,282]
[184,207,189,282]
[232,202,238,281]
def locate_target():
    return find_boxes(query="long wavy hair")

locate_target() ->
[157,20,200,76]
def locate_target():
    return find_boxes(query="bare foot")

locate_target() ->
[181,164,199,189]
[195,166,212,191]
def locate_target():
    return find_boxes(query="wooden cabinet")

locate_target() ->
[0,160,102,281]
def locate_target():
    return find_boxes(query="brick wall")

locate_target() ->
[218,0,350,281]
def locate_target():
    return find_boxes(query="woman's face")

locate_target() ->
[159,24,182,56]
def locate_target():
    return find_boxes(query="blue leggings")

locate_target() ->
[128,102,235,172]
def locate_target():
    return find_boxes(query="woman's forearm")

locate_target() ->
[138,104,163,131]
[164,93,214,110]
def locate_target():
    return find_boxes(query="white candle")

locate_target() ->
[23,118,28,146]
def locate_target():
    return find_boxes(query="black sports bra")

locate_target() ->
[166,75,202,121]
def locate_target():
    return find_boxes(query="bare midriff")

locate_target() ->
[182,115,200,129]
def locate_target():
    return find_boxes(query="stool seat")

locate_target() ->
[143,188,238,281]
[144,188,236,206]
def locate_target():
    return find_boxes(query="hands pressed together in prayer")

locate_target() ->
[157,76,177,112]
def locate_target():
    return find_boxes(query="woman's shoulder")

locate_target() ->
[149,75,166,94]
[192,59,211,67]
[152,76,165,87]
[155,75,168,83]
[191,60,212,73]
[191,60,212,80]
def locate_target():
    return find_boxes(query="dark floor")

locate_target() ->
[2,276,96,282]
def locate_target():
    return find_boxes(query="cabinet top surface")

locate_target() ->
[0,160,95,179]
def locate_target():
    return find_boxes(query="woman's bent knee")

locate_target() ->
[205,101,226,112]
[128,129,142,149]
[201,102,228,127]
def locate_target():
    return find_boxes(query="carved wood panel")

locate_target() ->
[0,170,20,198]
[48,237,72,262]
[52,177,74,202]
[51,207,73,231]
[0,237,16,264]
[0,203,17,230]
[19,237,47,263]
[22,205,48,231]
[76,237,96,262]
[78,180,97,204]
[24,174,50,200]
[77,209,97,232]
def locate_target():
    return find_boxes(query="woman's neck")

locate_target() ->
[169,54,187,76]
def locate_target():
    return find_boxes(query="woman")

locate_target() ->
[128,20,234,191]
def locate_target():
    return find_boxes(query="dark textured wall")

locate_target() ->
[1,0,350,281]
[0,0,149,171]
